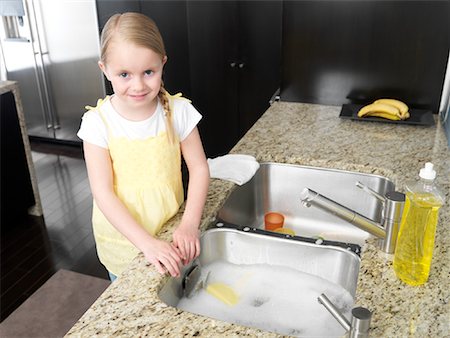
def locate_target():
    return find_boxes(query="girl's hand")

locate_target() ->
[172,223,200,265]
[142,238,183,277]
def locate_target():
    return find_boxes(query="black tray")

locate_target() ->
[339,103,435,126]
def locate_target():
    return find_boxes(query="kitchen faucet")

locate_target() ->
[300,182,405,254]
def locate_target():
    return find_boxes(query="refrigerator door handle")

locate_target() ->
[22,0,50,129]
[28,0,48,55]
[40,52,60,129]
[25,0,57,131]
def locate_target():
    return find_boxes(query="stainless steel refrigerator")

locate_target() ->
[0,0,105,142]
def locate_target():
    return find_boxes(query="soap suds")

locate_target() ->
[177,260,353,337]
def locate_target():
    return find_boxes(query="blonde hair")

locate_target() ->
[100,12,175,142]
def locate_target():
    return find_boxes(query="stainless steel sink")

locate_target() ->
[217,162,395,245]
[158,227,361,337]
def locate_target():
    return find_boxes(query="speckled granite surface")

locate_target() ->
[0,80,43,216]
[66,102,449,337]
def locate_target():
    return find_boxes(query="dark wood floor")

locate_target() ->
[1,142,108,322]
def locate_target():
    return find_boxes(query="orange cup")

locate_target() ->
[264,212,285,231]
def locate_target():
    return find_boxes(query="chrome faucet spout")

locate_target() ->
[300,187,405,254]
[300,188,386,239]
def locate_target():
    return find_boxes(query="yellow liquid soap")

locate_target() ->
[393,192,442,286]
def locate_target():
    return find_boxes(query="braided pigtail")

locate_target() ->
[158,86,175,143]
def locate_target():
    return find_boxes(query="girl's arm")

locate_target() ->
[83,141,183,277]
[173,126,210,264]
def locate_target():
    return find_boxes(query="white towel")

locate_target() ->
[207,154,260,185]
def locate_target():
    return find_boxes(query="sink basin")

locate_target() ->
[217,162,395,245]
[158,228,361,337]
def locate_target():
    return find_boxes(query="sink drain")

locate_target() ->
[251,296,269,307]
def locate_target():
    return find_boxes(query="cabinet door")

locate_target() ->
[187,1,240,157]
[140,1,191,97]
[237,1,282,135]
[187,1,282,156]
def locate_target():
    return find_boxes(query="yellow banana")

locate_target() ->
[374,98,409,115]
[357,103,401,119]
[365,110,402,121]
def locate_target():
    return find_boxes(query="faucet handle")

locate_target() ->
[356,181,386,203]
[383,191,405,226]
[318,293,372,338]
[350,307,372,338]
[380,191,405,254]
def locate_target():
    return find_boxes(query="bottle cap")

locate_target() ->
[419,162,436,180]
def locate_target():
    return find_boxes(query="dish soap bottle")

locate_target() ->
[393,162,445,286]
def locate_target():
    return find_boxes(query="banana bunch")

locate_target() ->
[357,98,410,121]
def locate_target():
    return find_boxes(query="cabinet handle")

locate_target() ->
[230,62,245,69]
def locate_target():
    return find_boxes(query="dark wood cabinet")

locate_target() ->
[237,1,283,134]
[1,91,35,223]
[187,1,282,156]
[186,1,240,156]
[280,0,450,113]
[97,0,282,157]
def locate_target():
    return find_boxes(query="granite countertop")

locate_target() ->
[66,102,449,337]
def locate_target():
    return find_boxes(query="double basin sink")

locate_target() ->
[158,163,394,336]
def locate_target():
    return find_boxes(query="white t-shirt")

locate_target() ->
[77,96,202,149]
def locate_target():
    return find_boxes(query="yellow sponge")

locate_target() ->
[206,282,239,306]
[274,227,295,236]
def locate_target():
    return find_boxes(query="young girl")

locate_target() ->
[77,12,209,281]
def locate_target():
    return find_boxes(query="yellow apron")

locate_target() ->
[88,96,184,276]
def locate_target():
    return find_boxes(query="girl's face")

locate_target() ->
[99,39,166,117]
